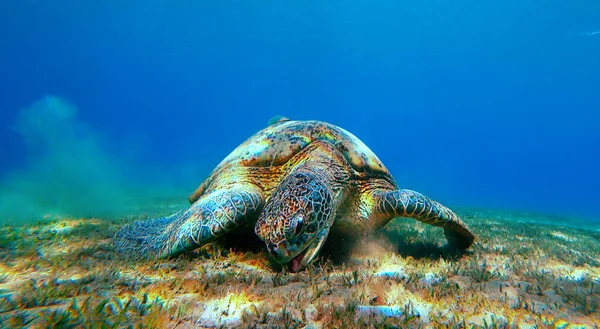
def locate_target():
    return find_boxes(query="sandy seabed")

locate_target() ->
[0,207,598,328]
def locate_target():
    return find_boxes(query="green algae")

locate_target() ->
[0,209,599,328]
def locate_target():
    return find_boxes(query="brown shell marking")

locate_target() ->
[189,120,390,203]
[222,121,387,172]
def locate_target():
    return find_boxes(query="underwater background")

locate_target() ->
[1,0,599,223]
[2,2,600,328]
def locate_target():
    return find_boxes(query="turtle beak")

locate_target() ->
[266,242,294,263]
[266,228,330,272]
[289,230,329,272]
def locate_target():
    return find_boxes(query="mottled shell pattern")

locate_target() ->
[188,117,394,204]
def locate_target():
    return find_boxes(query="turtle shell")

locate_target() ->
[189,119,392,203]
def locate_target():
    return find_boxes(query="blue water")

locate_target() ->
[1,1,599,222]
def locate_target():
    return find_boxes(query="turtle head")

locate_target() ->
[255,171,334,272]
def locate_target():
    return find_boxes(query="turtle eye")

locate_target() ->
[293,216,304,235]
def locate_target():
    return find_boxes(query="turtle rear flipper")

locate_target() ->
[114,212,185,259]
[374,189,475,250]
[114,185,264,259]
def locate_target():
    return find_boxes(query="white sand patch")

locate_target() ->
[355,305,404,317]
[37,219,103,235]
[197,292,262,328]
[550,231,577,242]
[420,272,440,286]
[492,244,505,252]
[383,284,432,321]
[373,265,407,280]
[45,223,75,234]
[563,269,587,282]
[0,268,52,296]
[468,312,508,327]
[372,253,409,280]
[554,319,597,329]
[541,262,595,282]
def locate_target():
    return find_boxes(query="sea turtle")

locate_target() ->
[114,117,475,272]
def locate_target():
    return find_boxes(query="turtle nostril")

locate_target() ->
[269,243,277,251]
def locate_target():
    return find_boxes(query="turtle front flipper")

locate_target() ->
[114,185,264,259]
[374,189,475,250]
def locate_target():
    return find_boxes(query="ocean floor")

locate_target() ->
[0,206,598,328]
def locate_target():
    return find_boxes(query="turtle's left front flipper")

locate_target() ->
[374,189,475,250]
[114,185,264,259]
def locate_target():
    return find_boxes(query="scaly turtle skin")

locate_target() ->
[114,117,475,271]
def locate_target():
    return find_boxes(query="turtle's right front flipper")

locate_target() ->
[374,189,475,250]
[114,185,264,259]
